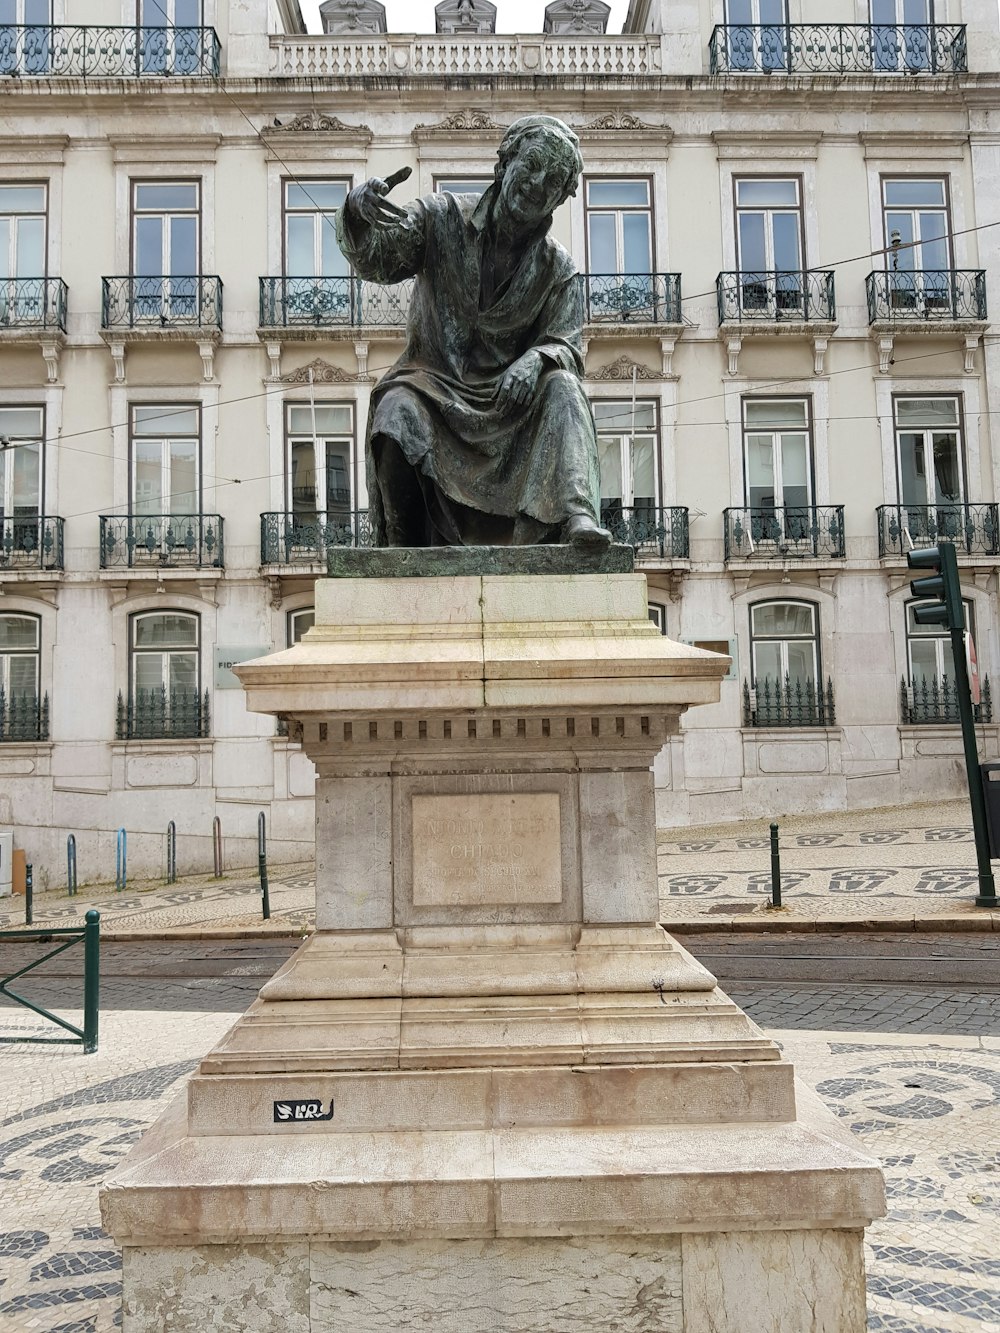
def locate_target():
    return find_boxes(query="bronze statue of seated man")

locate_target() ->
[337,114,612,549]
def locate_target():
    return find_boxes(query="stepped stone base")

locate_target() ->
[101,569,884,1331]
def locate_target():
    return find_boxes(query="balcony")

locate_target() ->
[724,507,846,562]
[102,276,222,333]
[0,25,221,78]
[601,506,689,560]
[742,676,836,729]
[877,504,1000,559]
[866,270,987,324]
[0,278,67,333]
[584,274,681,326]
[99,515,224,571]
[260,511,374,566]
[116,687,210,741]
[0,516,64,572]
[709,23,967,75]
[717,271,835,325]
[259,277,410,333]
[0,689,49,743]
[901,674,993,726]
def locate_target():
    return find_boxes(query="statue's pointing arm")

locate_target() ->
[336,169,427,285]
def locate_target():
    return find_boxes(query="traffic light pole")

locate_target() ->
[949,623,998,907]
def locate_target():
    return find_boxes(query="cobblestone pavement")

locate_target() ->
[3,799,1000,936]
[0,944,997,1331]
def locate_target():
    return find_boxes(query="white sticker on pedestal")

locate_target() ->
[411,792,562,906]
[273,1099,334,1123]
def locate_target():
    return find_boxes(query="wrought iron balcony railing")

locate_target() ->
[584,274,682,325]
[901,674,993,726]
[0,278,67,332]
[877,503,1000,559]
[743,676,836,729]
[0,516,64,571]
[260,511,374,565]
[724,506,846,561]
[0,688,48,743]
[0,25,221,77]
[259,277,411,329]
[709,23,967,75]
[601,505,689,559]
[717,271,835,324]
[99,515,224,570]
[116,687,210,741]
[102,276,222,331]
[866,270,987,322]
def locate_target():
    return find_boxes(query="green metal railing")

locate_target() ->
[0,909,100,1053]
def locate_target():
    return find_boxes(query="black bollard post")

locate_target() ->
[769,823,782,909]
[258,811,270,922]
[25,862,33,926]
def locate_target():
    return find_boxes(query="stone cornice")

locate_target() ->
[412,109,509,143]
[860,130,969,160]
[573,109,672,145]
[264,110,373,145]
[107,133,223,164]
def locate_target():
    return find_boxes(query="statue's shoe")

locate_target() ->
[564,514,613,548]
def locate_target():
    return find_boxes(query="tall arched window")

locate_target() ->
[745,600,833,727]
[0,612,47,741]
[119,610,207,739]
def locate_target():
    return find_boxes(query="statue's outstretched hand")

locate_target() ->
[497,349,544,412]
[348,167,413,232]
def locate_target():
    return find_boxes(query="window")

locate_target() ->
[725,0,788,71]
[0,406,43,562]
[0,1,52,74]
[131,181,200,318]
[281,179,351,322]
[288,608,315,646]
[122,611,206,739]
[0,184,46,316]
[286,402,355,533]
[647,603,667,634]
[895,397,964,536]
[735,178,803,314]
[872,0,935,71]
[586,179,652,279]
[0,613,45,741]
[594,400,658,523]
[882,179,950,311]
[750,601,819,687]
[433,178,491,197]
[138,0,204,74]
[901,597,988,723]
[743,398,812,538]
[131,405,200,517]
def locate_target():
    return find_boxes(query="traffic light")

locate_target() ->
[907,541,964,632]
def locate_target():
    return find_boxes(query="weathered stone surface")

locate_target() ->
[544,0,611,34]
[318,0,386,33]
[327,543,634,577]
[434,0,497,34]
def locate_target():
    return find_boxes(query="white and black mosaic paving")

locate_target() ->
[0,967,997,1332]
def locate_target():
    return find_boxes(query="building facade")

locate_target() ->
[1,0,999,881]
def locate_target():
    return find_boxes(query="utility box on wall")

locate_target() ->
[0,828,12,897]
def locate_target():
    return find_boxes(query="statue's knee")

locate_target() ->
[539,368,587,407]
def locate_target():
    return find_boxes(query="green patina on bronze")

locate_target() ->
[326,545,635,579]
[336,115,612,551]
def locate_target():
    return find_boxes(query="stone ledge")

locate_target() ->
[326,544,635,578]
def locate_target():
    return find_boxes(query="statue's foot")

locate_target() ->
[564,514,613,549]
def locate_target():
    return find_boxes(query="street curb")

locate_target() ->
[99,929,310,943]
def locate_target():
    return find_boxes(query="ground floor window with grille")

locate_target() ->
[0,612,47,741]
[118,610,208,739]
[743,599,835,727]
[276,607,315,737]
[901,598,991,723]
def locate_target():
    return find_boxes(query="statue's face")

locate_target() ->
[497,134,571,229]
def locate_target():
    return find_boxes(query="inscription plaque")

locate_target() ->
[411,792,562,906]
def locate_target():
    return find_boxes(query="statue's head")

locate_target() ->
[494,115,583,229]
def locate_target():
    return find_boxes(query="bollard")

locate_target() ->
[25,862,33,926]
[166,821,177,885]
[258,810,271,922]
[212,815,223,878]
[83,909,100,1055]
[115,828,127,893]
[67,834,77,896]
[769,822,782,909]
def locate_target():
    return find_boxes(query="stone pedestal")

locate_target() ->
[101,569,884,1332]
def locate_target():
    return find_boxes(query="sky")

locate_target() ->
[297,1,631,34]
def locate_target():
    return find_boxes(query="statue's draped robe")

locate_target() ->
[337,186,602,546]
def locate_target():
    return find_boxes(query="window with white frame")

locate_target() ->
[131,405,200,517]
[280,180,351,323]
[0,612,44,740]
[882,179,951,309]
[905,597,972,687]
[585,179,653,276]
[749,600,820,688]
[724,0,789,71]
[894,397,964,536]
[593,400,658,523]
[0,406,43,562]
[0,184,47,320]
[124,610,205,739]
[0,2,52,74]
[742,398,812,540]
[433,178,491,197]
[286,402,355,532]
[647,602,667,634]
[735,178,804,314]
[137,0,205,75]
[131,181,200,318]
[872,0,936,71]
[287,607,315,646]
